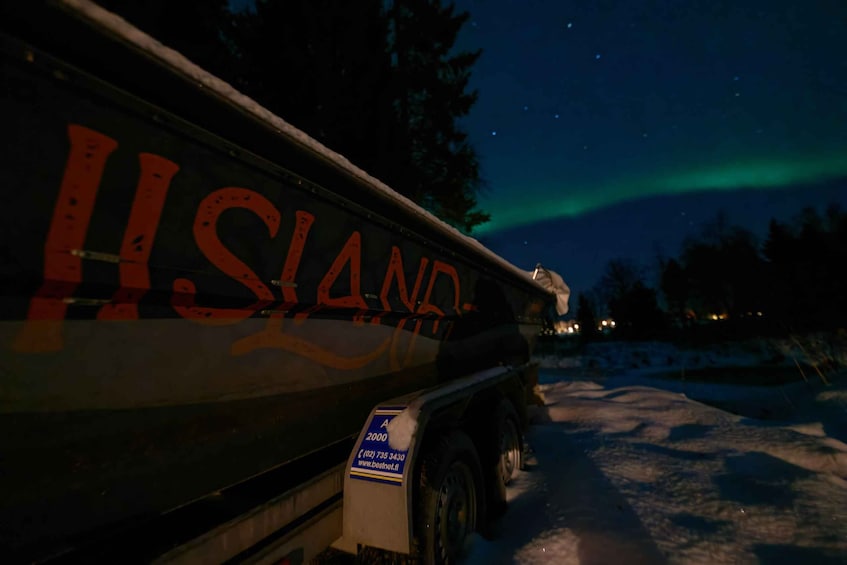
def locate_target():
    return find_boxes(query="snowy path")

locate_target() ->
[467,374,847,564]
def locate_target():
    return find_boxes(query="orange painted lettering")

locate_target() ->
[379,246,429,313]
[98,153,179,320]
[233,220,390,364]
[279,210,315,304]
[234,210,316,349]
[418,260,461,335]
[378,246,431,368]
[232,328,390,369]
[172,188,279,325]
[14,124,118,352]
[317,231,367,308]
[389,318,424,371]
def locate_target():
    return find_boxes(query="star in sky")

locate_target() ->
[452,0,847,292]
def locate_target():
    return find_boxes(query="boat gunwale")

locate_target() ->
[35,0,552,300]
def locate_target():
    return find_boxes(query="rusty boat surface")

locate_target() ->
[0,1,554,559]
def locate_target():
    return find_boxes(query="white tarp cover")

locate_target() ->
[531,264,570,316]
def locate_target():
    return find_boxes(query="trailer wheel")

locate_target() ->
[417,431,483,565]
[497,400,522,486]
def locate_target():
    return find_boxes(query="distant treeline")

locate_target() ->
[97,0,488,232]
[577,203,847,341]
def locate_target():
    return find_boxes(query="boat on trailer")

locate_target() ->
[0,1,559,559]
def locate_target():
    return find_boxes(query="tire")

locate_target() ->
[417,431,484,565]
[496,400,522,486]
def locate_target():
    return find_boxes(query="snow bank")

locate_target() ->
[466,372,847,564]
[534,336,847,385]
[535,339,780,373]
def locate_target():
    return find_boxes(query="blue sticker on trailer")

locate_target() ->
[350,407,409,485]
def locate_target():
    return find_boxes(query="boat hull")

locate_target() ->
[0,3,552,558]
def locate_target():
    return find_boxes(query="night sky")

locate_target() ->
[451,0,847,297]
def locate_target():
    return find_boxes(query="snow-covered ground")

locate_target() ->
[466,341,847,564]
[534,337,847,377]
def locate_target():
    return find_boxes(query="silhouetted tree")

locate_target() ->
[597,259,642,303]
[576,293,599,343]
[230,0,393,176]
[608,282,666,339]
[796,207,836,327]
[99,0,489,233]
[762,218,800,327]
[681,216,764,320]
[762,204,847,330]
[659,258,688,327]
[827,203,847,321]
[598,259,665,339]
[386,0,487,231]
[97,0,237,81]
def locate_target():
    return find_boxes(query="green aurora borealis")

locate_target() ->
[453,0,847,239]
[479,153,847,233]
[448,0,847,292]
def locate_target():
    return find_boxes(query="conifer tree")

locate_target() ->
[386,0,488,231]
[97,0,489,232]
[96,0,236,81]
